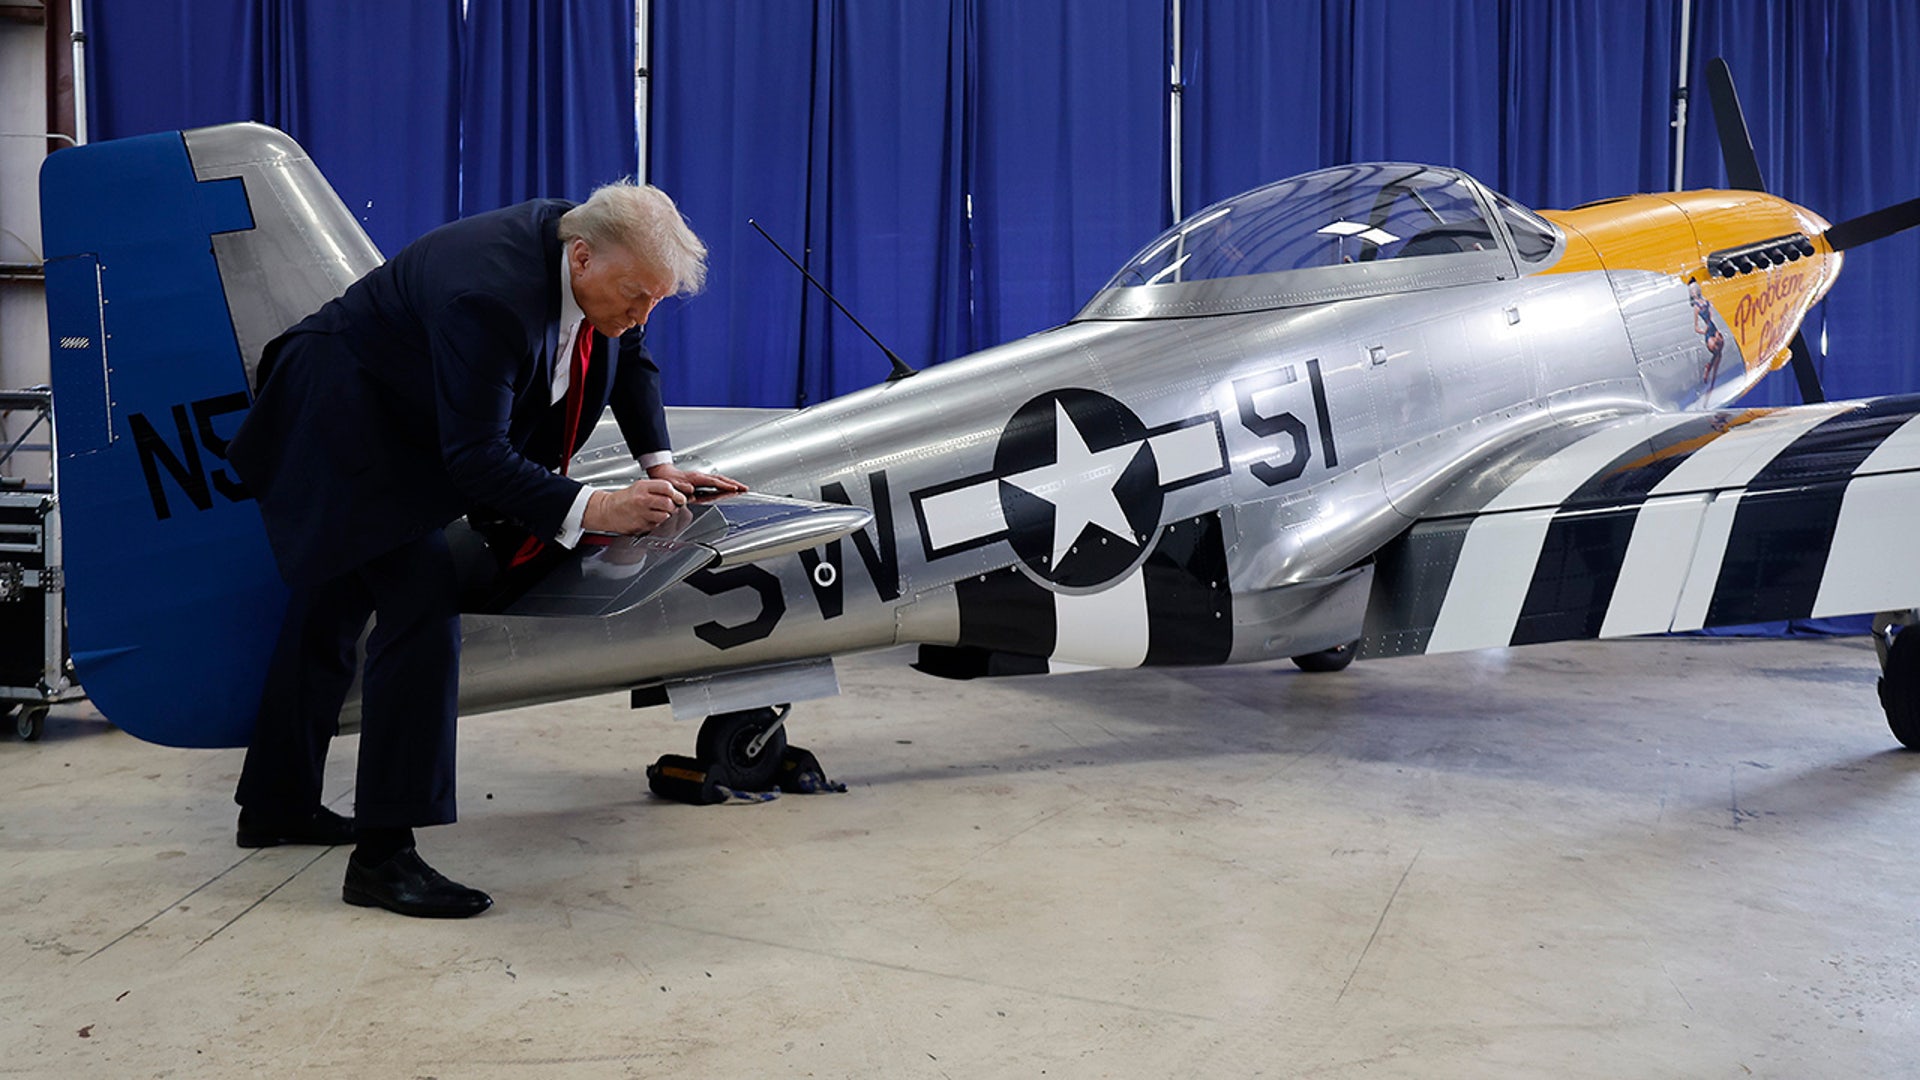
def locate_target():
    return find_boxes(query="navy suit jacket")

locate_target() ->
[228,199,671,588]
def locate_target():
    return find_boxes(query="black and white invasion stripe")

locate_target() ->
[1362,395,1920,658]
[922,512,1234,676]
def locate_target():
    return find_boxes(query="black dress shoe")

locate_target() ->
[343,847,492,919]
[236,806,356,848]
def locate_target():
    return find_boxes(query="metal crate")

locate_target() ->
[0,389,83,740]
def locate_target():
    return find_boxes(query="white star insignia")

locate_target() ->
[1002,401,1144,566]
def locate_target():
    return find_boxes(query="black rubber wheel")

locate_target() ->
[16,704,46,742]
[695,706,789,791]
[1880,627,1920,749]
[1291,640,1358,674]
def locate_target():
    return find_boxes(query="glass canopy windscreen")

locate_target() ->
[1106,164,1501,289]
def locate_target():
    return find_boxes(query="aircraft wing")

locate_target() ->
[1361,394,1920,658]
[502,492,872,619]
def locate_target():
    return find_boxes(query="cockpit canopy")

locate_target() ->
[1077,163,1563,321]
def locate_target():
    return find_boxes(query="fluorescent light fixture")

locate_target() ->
[1317,220,1399,246]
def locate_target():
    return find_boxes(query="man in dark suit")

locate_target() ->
[226,182,742,918]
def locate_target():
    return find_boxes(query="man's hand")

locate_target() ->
[648,462,748,496]
[582,478,687,534]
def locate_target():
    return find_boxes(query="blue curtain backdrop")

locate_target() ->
[1348,0,1505,180]
[648,0,1165,408]
[84,0,1920,417]
[804,0,972,406]
[649,1,972,409]
[78,0,1920,639]
[84,0,463,255]
[459,0,638,215]
[84,0,637,257]
[645,1,817,408]
[263,2,465,253]
[1498,0,1677,210]
[966,0,1168,356]
[1817,3,1920,403]
[1182,1,1675,221]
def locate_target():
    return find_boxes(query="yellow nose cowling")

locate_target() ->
[1537,190,1840,403]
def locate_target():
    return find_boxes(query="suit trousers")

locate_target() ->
[235,529,462,828]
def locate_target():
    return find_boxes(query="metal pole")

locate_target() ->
[1672,0,1692,191]
[1168,0,1183,222]
[635,0,650,182]
[70,0,88,144]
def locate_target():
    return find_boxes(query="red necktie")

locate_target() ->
[558,323,592,475]
[509,327,594,569]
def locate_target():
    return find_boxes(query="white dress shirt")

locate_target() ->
[551,252,673,548]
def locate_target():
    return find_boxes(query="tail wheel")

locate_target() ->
[1880,628,1920,749]
[695,706,789,790]
[1291,640,1359,674]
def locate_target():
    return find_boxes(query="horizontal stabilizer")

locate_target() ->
[503,492,873,618]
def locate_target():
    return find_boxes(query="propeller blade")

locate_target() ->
[1706,58,1768,191]
[1824,196,1920,252]
[1787,328,1825,405]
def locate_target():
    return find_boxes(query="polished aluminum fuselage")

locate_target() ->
[176,125,1719,719]
[454,265,1716,715]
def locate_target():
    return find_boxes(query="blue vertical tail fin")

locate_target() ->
[41,124,380,747]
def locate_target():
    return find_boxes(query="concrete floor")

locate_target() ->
[4,636,1920,1078]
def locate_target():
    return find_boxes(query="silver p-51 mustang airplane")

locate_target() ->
[36,64,1920,779]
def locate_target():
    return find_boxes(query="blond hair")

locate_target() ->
[558,180,708,296]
